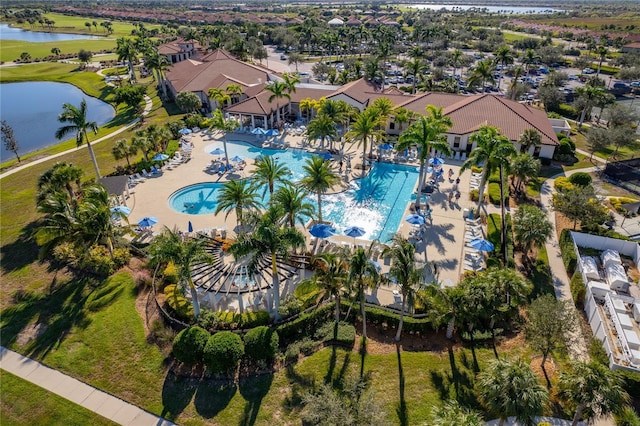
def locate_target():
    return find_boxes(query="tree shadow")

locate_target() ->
[429,345,481,410]
[238,372,274,426]
[0,221,42,273]
[396,344,408,426]
[194,379,237,419]
[282,364,315,415]
[160,371,198,420]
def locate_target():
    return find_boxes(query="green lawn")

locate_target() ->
[0,370,116,426]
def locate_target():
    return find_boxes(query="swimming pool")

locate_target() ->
[187,141,420,240]
[169,182,224,215]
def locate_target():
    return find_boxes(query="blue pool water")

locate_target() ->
[181,141,420,240]
[169,183,224,215]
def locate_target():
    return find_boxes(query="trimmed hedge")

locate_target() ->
[276,303,334,344]
[210,310,271,330]
[560,229,578,275]
[203,331,245,374]
[570,271,586,308]
[488,182,508,205]
[172,326,210,365]
[364,306,434,334]
[569,172,592,187]
[244,326,279,361]
[314,321,356,346]
[554,177,574,193]
[164,284,194,320]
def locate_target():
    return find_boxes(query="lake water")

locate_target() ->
[0,82,115,161]
[407,4,563,14]
[0,23,103,42]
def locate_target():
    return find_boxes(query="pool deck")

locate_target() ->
[127,129,482,308]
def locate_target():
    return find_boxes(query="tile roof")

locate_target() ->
[328,78,415,106]
[165,49,275,93]
[442,94,559,145]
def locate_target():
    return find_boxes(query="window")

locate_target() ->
[453,136,461,149]
[389,122,395,130]
[533,146,541,158]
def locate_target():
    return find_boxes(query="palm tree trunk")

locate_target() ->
[316,192,323,222]
[578,108,587,130]
[361,138,368,179]
[571,404,585,426]
[223,135,231,170]
[335,294,341,325]
[499,165,507,266]
[395,294,406,342]
[415,160,426,209]
[475,171,488,214]
[446,317,455,339]
[85,138,101,179]
[272,255,281,322]
[187,277,201,318]
[360,288,367,339]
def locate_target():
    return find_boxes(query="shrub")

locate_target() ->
[78,244,119,276]
[554,139,575,160]
[172,326,210,364]
[614,406,640,426]
[610,197,639,215]
[588,337,610,366]
[244,326,279,361]
[238,310,271,329]
[164,284,194,320]
[569,172,592,187]
[276,303,334,344]
[471,165,483,174]
[560,229,577,275]
[163,262,179,284]
[488,182,508,205]
[314,321,356,346]
[570,270,585,308]
[203,331,244,374]
[470,188,480,202]
[278,295,304,317]
[554,176,574,193]
[196,308,220,330]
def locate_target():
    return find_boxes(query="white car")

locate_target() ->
[582,68,595,74]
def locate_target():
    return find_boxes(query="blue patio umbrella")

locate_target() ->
[469,238,494,252]
[405,214,426,225]
[137,216,158,228]
[428,157,445,166]
[344,226,366,239]
[309,223,336,239]
[178,128,192,135]
[230,155,244,162]
[379,143,393,150]
[251,127,266,135]
[152,153,169,161]
[188,221,193,233]
[209,147,225,155]
[265,128,280,136]
[110,206,131,216]
[320,153,332,161]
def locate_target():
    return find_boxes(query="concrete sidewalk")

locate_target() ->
[0,346,175,426]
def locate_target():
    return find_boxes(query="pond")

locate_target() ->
[0,23,104,42]
[0,82,115,161]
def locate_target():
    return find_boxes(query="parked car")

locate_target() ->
[582,68,595,74]
[280,54,287,60]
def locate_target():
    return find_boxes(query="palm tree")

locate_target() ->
[522,48,539,72]
[509,66,524,101]
[461,125,516,264]
[345,108,383,178]
[467,59,496,92]
[55,99,101,178]
[281,72,300,119]
[348,245,379,340]
[112,138,138,168]
[207,109,239,170]
[392,107,414,134]
[131,135,153,162]
[300,156,339,223]
[396,105,453,210]
[148,227,214,318]
[225,83,243,104]
[514,205,553,260]
[493,45,514,90]
[229,207,305,321]
[37,161,84,205]
[273,184,316,228]
[405,58,427,94]
[266,80,290,126]
[363,58,383,86]
[432,400,484,426]
[518,128,542,154]
[116,37,138,83]
[215,179,261,230]
[595,45,608,77]
[304,252,348,326]
[383,234,424,342]
[576,84,606,130]
[253,155,292,197]
[477,358,549,426]
[75,184,124,257]
[450,49,463,79]
[510,153,540,196]
[208,87,231,111]
[143,49,170,98]
[300,97,319,124]
[306,113,338,151]
[558,361,629,426]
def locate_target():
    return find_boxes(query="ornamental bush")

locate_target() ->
[554,176,574,193]
[172,326,210,365]
[164,284,194,320]
[244,326,279,361]
[568,172,592,187]
[570,271,586,308]
[203,331,244,374]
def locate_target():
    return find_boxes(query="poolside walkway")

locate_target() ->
[0,346,175,426]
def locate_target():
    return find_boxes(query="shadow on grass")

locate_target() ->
[429,346,481,410]
[396,344,408,426]
[0,221,42,273]
[238,372,274,426]
[194,379,237,419]
[160,372,198,420]
[282,364,316,415]
[0,274,125,359]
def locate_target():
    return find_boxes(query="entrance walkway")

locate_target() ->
[0,346,175,426]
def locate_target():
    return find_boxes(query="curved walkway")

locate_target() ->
[0,94,152,180]
[0,346,175,425]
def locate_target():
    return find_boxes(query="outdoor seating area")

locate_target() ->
[462,217,488,272]
[469,171,482,191]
